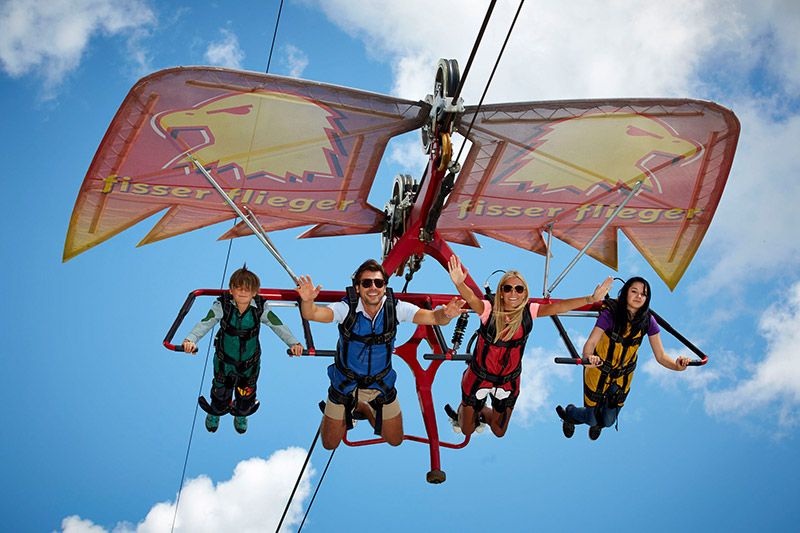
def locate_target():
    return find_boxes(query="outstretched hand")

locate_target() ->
[443,296,466,319]
[290,343,304,356]
[448,255,468,287]
[675,355,691,371]
[296,274,321,302]
[591,276,614,302]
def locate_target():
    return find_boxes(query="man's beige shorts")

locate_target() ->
[324,388,401,420]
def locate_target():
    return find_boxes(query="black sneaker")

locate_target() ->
[555,405,575,438]
[589,426,602,440]
[444,403,461,434]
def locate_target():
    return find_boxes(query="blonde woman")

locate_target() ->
[447,255,612,437]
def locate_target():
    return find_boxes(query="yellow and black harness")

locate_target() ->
[583,312,649,409]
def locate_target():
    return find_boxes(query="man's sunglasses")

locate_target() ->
[502,284,525,294]
[359,278,386,289]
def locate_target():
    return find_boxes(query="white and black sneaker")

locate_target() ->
[444,403,462,434]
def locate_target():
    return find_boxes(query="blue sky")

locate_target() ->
[2,1,800,531]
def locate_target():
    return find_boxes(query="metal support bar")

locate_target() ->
[550,315,580,359]
[546,180,643,296]
[542,223,553,297]
[187,154,299,284]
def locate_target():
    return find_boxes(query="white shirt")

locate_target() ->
[330,295,420,324]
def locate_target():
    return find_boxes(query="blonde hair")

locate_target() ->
[492,270,529,342]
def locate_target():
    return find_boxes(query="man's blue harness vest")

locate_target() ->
[327,286,399,434]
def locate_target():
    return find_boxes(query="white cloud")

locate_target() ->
[388,136,429,174]
[711,1,800,97]
[306,0,721,102]
[0,0,155,96]
[204,28,245,69]
[692,103,800,291]
[514,345,573,424]
[61,448,315,533]
[703,281,800,429]
[283,44,309,77]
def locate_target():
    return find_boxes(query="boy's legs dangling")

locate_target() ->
[203,360,236,433]
[232,364,259,434]
[209,360,236,414]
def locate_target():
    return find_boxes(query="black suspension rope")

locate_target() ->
[276,427,322,533]
[454,0,525,165]
[170,231,236,533]
[297,448,337,532]
[265,0,285,74]
[449,0,497,107]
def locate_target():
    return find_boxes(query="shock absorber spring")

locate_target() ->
[451,312,469,351]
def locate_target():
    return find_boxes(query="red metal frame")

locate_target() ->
[163,286,587,482]
[161,136,592,482]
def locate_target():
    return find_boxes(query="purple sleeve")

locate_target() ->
[595,308,614,331]
[648,314,661,336]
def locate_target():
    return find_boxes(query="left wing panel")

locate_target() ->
[64,67,428,260]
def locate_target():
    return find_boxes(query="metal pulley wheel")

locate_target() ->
[421,58,461,153]
[381,173,419,271]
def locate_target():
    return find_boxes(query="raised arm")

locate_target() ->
[538,276,613,317]
[295,274,334,323]
[448,255,485,315]
[649,333,690,371]
[412,296,466,326]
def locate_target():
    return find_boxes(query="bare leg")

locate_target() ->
[320,415,346,450]
[380,413,404,446]
[482,406,513,437]
[355,401,404,446]
[457,403,480,436]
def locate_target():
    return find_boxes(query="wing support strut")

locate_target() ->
[545,180,644,297]
[187,154,300,284]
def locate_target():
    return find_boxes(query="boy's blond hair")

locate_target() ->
[229,266,260,292]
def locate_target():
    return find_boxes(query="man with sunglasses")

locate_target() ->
[297,259,465,450]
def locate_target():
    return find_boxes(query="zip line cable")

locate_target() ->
[170,3,287,529]
[454,0,525,166]
[265,0,285,74]
[297,447,337,532]
[276,427,322,533]
[448,0,497,109]
[170,232,236,533]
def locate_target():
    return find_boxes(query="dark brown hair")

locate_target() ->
[229,266,260,292]
[352,259,388,286]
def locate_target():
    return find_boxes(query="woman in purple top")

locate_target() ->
[556,277,690,440]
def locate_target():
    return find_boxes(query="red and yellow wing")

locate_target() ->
[63,67,428,261]
[439,99,739,289]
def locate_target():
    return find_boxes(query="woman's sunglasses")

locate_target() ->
[359,278,386,289]
[502,284,525,294]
